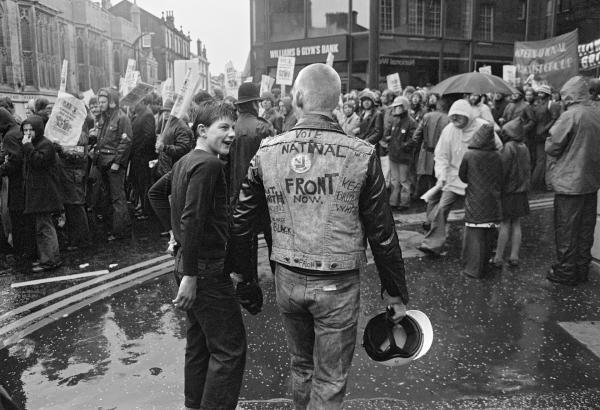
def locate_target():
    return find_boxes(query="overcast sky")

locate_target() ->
[136,0,251,76]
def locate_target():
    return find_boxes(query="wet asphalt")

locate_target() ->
[2,205,600,409]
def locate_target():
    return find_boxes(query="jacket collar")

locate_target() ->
[292,113,345,135]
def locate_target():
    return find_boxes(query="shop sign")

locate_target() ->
[266,35,347,65]
[379,56,416,66]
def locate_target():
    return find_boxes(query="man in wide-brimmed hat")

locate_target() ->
[225,82,275,278]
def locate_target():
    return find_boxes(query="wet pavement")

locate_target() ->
[2,204,600,409]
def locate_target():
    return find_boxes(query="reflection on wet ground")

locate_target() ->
[2,208,600,409]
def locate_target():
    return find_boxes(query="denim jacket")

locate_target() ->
[228,114,409,303]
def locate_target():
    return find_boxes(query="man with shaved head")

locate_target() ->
[227,63,410,409]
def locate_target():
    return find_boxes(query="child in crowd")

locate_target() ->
[492,118,531,267]
[458,123,503,278]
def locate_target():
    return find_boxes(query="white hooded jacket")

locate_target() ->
[434,100,503,196]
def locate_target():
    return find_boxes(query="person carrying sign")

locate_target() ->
[92,88,132,242]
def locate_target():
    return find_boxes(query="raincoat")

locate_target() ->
[434,100,502,196]
[546,76,600,195]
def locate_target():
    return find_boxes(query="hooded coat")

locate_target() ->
[500,118,531,194]
[546,76,600,195]
[459,124,503,224]
[21,115,64,214]
[156,116,194,177]
[434,100,503,196]
[0,108,25,211]
[412,109,450,176]
[387,97,417,164]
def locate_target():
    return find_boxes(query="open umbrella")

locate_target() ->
[429,72,518,96]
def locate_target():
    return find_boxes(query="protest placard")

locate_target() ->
[120,82,155,108]
[161,78,174,102]
[170,68,199,120]
[578,37,600,71]
[260,75,275,96]
[386,73,402,93]
[45,92,87,146]
[59,60,68,93]
[514,29,579,90]
[276,56,295,86]
[82,89,95,107]
[120,59,137,95]
[502,65,517,86]
[326,52,334,67]
[478,65,492,75]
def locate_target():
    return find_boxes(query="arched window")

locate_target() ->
[0,4,5,48]
[20,13,32,51]
[77,37,84,64]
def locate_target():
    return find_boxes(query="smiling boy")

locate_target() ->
[148,102,246,410]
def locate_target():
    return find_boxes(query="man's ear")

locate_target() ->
[294,90,304,110]
[196,124,206,138]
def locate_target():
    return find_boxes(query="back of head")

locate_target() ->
[501,117,525,143]
[193,90,213,105]
[0,107,16,132]
[0,96,14,113]
[560,75,590,106]
[34,97,50,114]
[292,63,341,114]
[470,123,496,150]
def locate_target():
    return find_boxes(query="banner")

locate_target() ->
[260,75,275,96]
[502,65,517,87]
[514,29,579,90]
[276,56,295,86]
[45,92,87,146]
[59,60,68,93]
[386,73,402,93]
[120,82,155,108]
[578,38,600,71]
[478,65,492,75]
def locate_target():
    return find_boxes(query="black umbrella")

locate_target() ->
[429,72,518,96]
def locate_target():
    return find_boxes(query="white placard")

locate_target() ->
[502,65,517,86]
[171,68,200,120]
[121,59,137,95]
[82,89,95,107]
[59,60,68,93]
[386,73,402,93]
[161,78,174,103]
[478,65,492,75]
[260,75,275,96]
[120,82,155,108]
[276,56,295,86]
[326,52,334,67]
[45,92,88,146]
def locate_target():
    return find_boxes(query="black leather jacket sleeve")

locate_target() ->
[225,154,268,283]
[359,153,410,304]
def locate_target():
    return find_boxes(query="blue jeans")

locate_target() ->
[175,259,247,410]
[275,264,360,410]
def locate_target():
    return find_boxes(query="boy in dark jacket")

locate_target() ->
[492,118,531,267]
[458,123,503,278]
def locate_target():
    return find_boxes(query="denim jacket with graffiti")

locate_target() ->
[228,114,409,303]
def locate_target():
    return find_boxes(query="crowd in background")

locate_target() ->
[0,75,599,277]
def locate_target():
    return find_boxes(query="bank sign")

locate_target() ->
[266,35,347,65]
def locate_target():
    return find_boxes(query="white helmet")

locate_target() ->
[363,309,433,366]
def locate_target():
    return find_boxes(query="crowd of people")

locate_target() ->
[1,66,600,409]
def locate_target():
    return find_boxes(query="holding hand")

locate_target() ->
[236,281,263,315]
[110,163,120,172]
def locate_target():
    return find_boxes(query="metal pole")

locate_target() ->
[467,0,475,72]
[368,0,380,89]
[525,0,531,41]
[438,0,446,82]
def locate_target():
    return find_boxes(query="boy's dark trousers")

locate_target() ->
[462,226,496,278]
[174,257,247,410]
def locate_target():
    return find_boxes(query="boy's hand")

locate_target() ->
[173,276,197,311]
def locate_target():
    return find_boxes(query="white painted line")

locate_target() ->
[11,270,111,288]
[559,321,600,359]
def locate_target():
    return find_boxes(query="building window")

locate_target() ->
[407,0,440,36]
[269,0,305,41]
[462,0,473,38]
[77,37,84,64]
[380,0,393,32]
[479,4,493,41]
[0,4,9,86]
[546,0,554,37]
[20,7,35,86]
